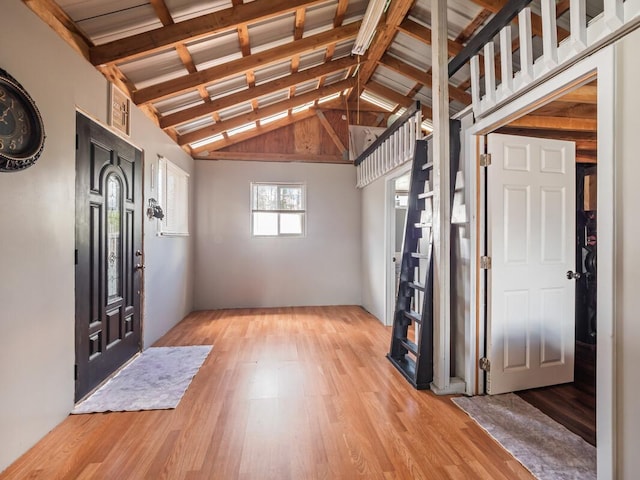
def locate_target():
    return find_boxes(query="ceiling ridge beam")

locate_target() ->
[179,78,355,146]
[134,22,360,105]
[89,0,329,66]
[160,56,358,129]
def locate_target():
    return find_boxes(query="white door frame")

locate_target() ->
[385,164,412,326]
[464,46,615,478]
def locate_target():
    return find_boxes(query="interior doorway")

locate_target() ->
[385,169,411,326]
[482,79,598,445]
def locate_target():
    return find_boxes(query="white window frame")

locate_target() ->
[157,156,189,236]
[250,182,306,237]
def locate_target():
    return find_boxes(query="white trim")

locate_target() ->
[464,47,615,478]
[385,164,412,327]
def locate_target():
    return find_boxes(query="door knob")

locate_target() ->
[566,270,581,280]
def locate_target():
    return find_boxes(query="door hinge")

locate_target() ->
[74,249,78,265]
[479,357,491,371]
[74,364,78,381]
[76,134,79,151]
[480,256,492,269]
[479,153,491,167]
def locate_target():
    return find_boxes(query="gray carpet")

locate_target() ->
[72,345,212,414]
[452,393,596,480]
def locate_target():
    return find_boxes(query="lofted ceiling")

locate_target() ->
[23,0,604,162]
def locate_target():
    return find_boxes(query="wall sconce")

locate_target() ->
[147,198,164,220]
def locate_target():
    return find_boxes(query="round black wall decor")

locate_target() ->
[0,68,46,172]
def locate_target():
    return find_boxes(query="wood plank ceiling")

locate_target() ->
[23,0,601,163]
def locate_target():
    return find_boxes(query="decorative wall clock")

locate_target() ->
[0,68,46,172]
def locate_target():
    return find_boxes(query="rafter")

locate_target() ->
[23,0,93,59]
[397,19,463,57]
[456,9,493,43]
[191,108,320,153]
[159,57,358,129]
[334,0,349,27]
[379,54,471,105]
[134,22,360,105]
[353,0,415,95]
[149,0,173,26]
[364,81,433,121]
[89,0,328,66]
[467,0,570,40]
[179,79,355,146]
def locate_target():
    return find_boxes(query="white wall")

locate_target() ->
[615,28,640,479]
[360,176,388,322]
[0,1,194,471]
[193,160,361,309]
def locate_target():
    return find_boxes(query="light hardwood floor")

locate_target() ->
[1,306,533,479]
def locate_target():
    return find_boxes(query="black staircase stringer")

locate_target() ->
[387,120,462,390]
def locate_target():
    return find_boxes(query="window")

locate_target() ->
[158,157,189,236]
[251,183,306,237]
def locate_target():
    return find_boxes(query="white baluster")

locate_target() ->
[518,8,534,85]
[570,0,587,53]
[541,0,558,69]
[604,0,623,30]
[500,25,513,96]
[483,41,496,106]
[470,55,481,114]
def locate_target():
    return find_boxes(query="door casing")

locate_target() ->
[75,111,143,401]
[462,47,615,478]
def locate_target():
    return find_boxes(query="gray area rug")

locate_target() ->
[452,394,596,480]
[72,345,212,414]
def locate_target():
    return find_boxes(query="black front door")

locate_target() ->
[75,112,142,401]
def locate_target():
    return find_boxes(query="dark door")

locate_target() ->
[75,112,142,401]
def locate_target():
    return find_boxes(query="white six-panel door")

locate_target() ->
[486,133,576,394]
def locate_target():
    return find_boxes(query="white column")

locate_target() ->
[430,0,454,393]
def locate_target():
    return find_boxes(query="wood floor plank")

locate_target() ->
[1,306,534,479]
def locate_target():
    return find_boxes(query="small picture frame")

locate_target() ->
[109,83,131,136]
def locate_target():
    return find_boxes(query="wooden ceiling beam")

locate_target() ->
[191,107,319,153]
[334,0,349,27]
[89,0,328,66]
[508,115,596,131]
[22,0,93,60]
[364,81,433,121]
[553,85,598,104]
[467,0,570,40]
[160,56,358,129]
[397,19,463,57]
[197,151,347,163]
[134,22,360,105]
[179,78,355,145]
[353,0,415,94]
[456,9,492,43]
[379,54,471,105]
[149,0,174,26]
